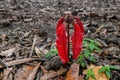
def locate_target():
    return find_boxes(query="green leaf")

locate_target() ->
[89,55,96,62]
[45,49,58,58]
[94,45,100,52]
[84,50,90,58]
[88,42,95,51]
[77,55,86,67]
[81,62,85,67]
[110,65,119,69]
[99,67,106,73]
[78,55,83,61]
[105,71,111,79]
[77,55,82,63]
[98,65,119,79]
[106,66,110,72]
[77,55,85,67]
[86,69,96,80]
[83,40,89,44]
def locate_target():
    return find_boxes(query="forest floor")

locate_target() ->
[0,0,120,80]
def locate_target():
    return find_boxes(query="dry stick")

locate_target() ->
[26,63,41,80]
[0,58,37,68]
[96,38,108,47]
[94,25,104,34]
[30,35,37,57]
[0,38,13,51]
[5,58,36,67]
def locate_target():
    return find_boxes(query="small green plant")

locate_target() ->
[98,65,119,79]
[83,38,100,62]
[86,68,96,80]
[77,55,85,67]
[77,38,100,67]
[83,38,100,52]
[45,49,58,58]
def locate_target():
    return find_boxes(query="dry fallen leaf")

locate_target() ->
[35,47,43,58]
[3,68,13,80]
[40,66,67,80]
[1,33,7,40]
[15,65,34,80]
[26,63,41,80]
[65,62,80,80]
[83,64,109,80]
[79,75,84,80]
[0,47,16,57]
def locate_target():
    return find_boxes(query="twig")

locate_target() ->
[0,58,37,68]
[94,25,104,34]
[0,38,13,51]
[30,35,37,57]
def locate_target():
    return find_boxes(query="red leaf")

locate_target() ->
[72,21,84,60]
[56,18,69,64]
[56,17,64,29]
[74,17,85,35]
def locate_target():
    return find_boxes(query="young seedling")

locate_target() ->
[98,65,119,79]
[45,49,58,58]
[83,38,100,61]
[56,12,84,64]
[77,54,86,67]
[86,68,96,80]
[77,38,100,67]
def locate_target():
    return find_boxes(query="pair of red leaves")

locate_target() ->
[56,16,84,64]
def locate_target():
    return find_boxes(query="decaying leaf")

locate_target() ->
[40,66,67,80]
[26,63,41,80]
[3,68,13,80]
[65,62,80,80]
[83,65,109,80]
[79,75,84,80]
[0,47,17,57]
[15,65,34,80]
[1,33,7,40]
[35,47,43,58]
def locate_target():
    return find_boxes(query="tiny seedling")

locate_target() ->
[77,55,86,67]
[45,49,58,58]
[98,65,119,79]
[83,38,100,53]
[86,68,96,80]
[77,38,100,67]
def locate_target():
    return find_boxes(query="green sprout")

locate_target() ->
[98,65,119,79]
[86,68,96,80]
[77,55,85,67]
[77,38,101,67]
[45,49,58,58]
